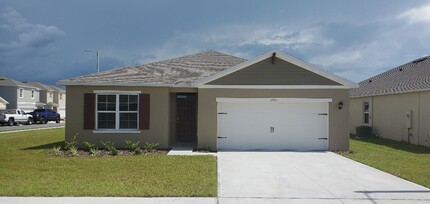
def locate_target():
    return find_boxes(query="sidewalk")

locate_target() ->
[0,197,217,204]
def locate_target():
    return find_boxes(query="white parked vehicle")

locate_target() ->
[0,109,33,126]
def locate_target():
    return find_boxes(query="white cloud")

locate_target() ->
[398,4,430,23]
[0,9,65,54]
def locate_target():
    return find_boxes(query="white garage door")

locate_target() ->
[217,98,330,151]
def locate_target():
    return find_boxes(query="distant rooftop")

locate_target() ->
[0,76,39,89]
[58,50,246,87]
[350,56,430,98]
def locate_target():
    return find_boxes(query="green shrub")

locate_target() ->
[125,140,141,155]
[51,146,61,156]
[101,140,118,156]
[64,133,78,151]
[84,141,99,156]
[69,146,78,156]
[144,142,159,152]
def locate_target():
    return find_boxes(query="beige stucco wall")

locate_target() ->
[197,88,350,151]
[349,97,372,134]
[350,91,430,147]
[65,86,171,148]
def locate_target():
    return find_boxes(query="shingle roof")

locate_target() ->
[0,76,39,89]
[350,56,430,98]
[25,82,55,91]
[49,85,65,93]
[58,51,246,87]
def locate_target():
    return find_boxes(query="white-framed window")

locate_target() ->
[60,93,62,100]
[49,92,53,98]
[31,90,35,99]
[96,94,138,130]
[363,101,370,124]
[19,88,23,98]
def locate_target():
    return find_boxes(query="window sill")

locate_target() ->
[93,130,141,134]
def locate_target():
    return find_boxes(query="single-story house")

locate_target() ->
[58,50,358,151]
[350,56,430,147]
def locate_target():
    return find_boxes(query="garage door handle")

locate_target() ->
[318,138,328,140]
[218,137,227,139]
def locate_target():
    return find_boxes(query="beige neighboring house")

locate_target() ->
[350,56,430,147]
[0,76,41,113]
[50,85,66,119]
[24,82,66,119]
[59,50,358,150]
[0,96,8,110]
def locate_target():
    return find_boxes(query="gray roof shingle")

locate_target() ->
[0,76,39,90]
[350,56,430,98]
[58,51,246,87]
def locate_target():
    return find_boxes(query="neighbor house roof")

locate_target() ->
[0,96,8,104]
[350,56,430,98]
[25,82,55,91]
[0,76,39,90]
[58,51,246,87]
[49,85,66,93]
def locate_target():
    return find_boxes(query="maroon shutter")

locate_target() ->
[139,94,150,130]
[83,93,96,130]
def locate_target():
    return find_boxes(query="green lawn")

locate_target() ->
[341,137,430,188]
[0,128,217,196]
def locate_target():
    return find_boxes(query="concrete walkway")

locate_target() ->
[167,144,217,156]
[0,122,64,133]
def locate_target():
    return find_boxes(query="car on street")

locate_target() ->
[28,108,61,124]
[0,109,33,126]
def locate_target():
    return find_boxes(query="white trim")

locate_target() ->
[194,50,359,88]
[199,85,350,89]
[93,90,142,94]
[93,130,141,134]
[216,97,332,103]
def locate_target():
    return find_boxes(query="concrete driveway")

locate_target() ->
[218,151,430,203]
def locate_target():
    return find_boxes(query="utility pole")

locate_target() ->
[85,50,100,73]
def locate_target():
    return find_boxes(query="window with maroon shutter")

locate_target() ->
[91,92,145,131]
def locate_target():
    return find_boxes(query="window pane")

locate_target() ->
[119,113,137,129]
[129,103,138,111]
[97,102,106,111]
[119,95,128,111]
[364,113,369,124]
[98,113,116,129]
[107,95,116,103]
[129,95,138,103]
[107,102,116,111]
[364,102,369,112]
[98,95,106,102]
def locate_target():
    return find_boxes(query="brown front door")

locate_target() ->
[176,93,197,142]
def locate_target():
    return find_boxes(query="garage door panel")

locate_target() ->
[217,99,329,151]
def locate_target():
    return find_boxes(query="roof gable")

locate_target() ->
[350,56,430,98]
[195,51,358,89]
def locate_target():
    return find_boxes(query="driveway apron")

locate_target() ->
[217,151,430,203]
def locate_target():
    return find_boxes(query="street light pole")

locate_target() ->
[85,50,100,73]
[96,50,99,73]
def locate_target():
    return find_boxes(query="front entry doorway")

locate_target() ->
[176,93,197,142]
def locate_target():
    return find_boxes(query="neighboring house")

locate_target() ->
[24,82,66,119]
[50,85,66,119]
[350,56,430,147]
[0,96,8,110]
[58,51,358,151]
[25,82,56,109]
[0,76,41,113]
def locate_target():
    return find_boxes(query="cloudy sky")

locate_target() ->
[1,0,430,85]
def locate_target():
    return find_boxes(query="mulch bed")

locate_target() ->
[49,149,169,158]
